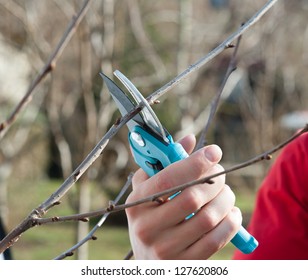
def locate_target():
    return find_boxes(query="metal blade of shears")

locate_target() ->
[100,73,144,132]
[113,70,169,143]
[101,71,169,144]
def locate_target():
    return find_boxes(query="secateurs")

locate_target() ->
[100,70,258,254]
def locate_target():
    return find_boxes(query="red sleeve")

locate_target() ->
[233,132,308,260]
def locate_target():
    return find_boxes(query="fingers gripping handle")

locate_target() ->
[129,126,258,254]
[176,143,258,253]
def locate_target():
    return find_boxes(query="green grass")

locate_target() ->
[6,179,257,260]
[7,179,131,260]
[11,224,131,260]
[234,189,257,213]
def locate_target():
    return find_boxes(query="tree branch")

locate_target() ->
[146,0,279,105]
[195,35,242,151]
[53,173,133,260]
[34,125,308,226]
[0,0,92,140]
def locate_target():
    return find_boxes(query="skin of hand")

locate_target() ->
[125,134,242,259]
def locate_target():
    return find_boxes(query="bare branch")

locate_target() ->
[146,0,279,105]
[0,98,141,253]
[34,125,308,226]
[0,0,92,140]
[195,35,242,151]
[53,173,133,260]
[124,249,134,260]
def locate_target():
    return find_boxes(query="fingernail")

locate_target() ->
[204,145,222,162]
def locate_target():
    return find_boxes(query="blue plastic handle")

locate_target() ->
[129,125,258,254]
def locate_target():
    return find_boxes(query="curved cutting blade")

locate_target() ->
[114,70,168,143]
[100,73,144,132]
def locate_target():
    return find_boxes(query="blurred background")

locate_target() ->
[0,0,307,259]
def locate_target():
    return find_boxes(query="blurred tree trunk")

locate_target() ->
[76,181,91,259]
[0,164,11,224]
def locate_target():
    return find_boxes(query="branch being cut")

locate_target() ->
[33,125,308,226]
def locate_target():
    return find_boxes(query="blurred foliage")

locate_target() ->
[0,0,307,259]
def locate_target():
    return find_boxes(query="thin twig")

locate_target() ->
[195,35,242,151]
[124,249,134,260]
[0,0,92,140]
[146,0,279,105]
[54,173,133,260]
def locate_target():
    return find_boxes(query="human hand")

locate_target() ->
[125,134,242,259]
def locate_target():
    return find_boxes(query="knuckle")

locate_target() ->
[134,221,153,246]
[206,164,226,187]
[187,152,212,179]
[231,206,243,229]
[125,192,143,217]
[191,152,211,177]
[220,207,243,236]
[125,191,135,205]
[125,195,135,216]
[212,163,225,173]
[207,164,225,179]
[153,172,174,194]
[206,237,223,253]
[198,207,219,230]
[180,188,203,213]
[224,185,236,205]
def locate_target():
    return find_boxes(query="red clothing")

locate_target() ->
[233,132,308,260]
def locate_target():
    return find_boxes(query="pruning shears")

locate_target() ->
[100,70,258,254]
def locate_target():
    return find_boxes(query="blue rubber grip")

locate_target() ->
[129,126,258,254]
[231,226,258,254]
